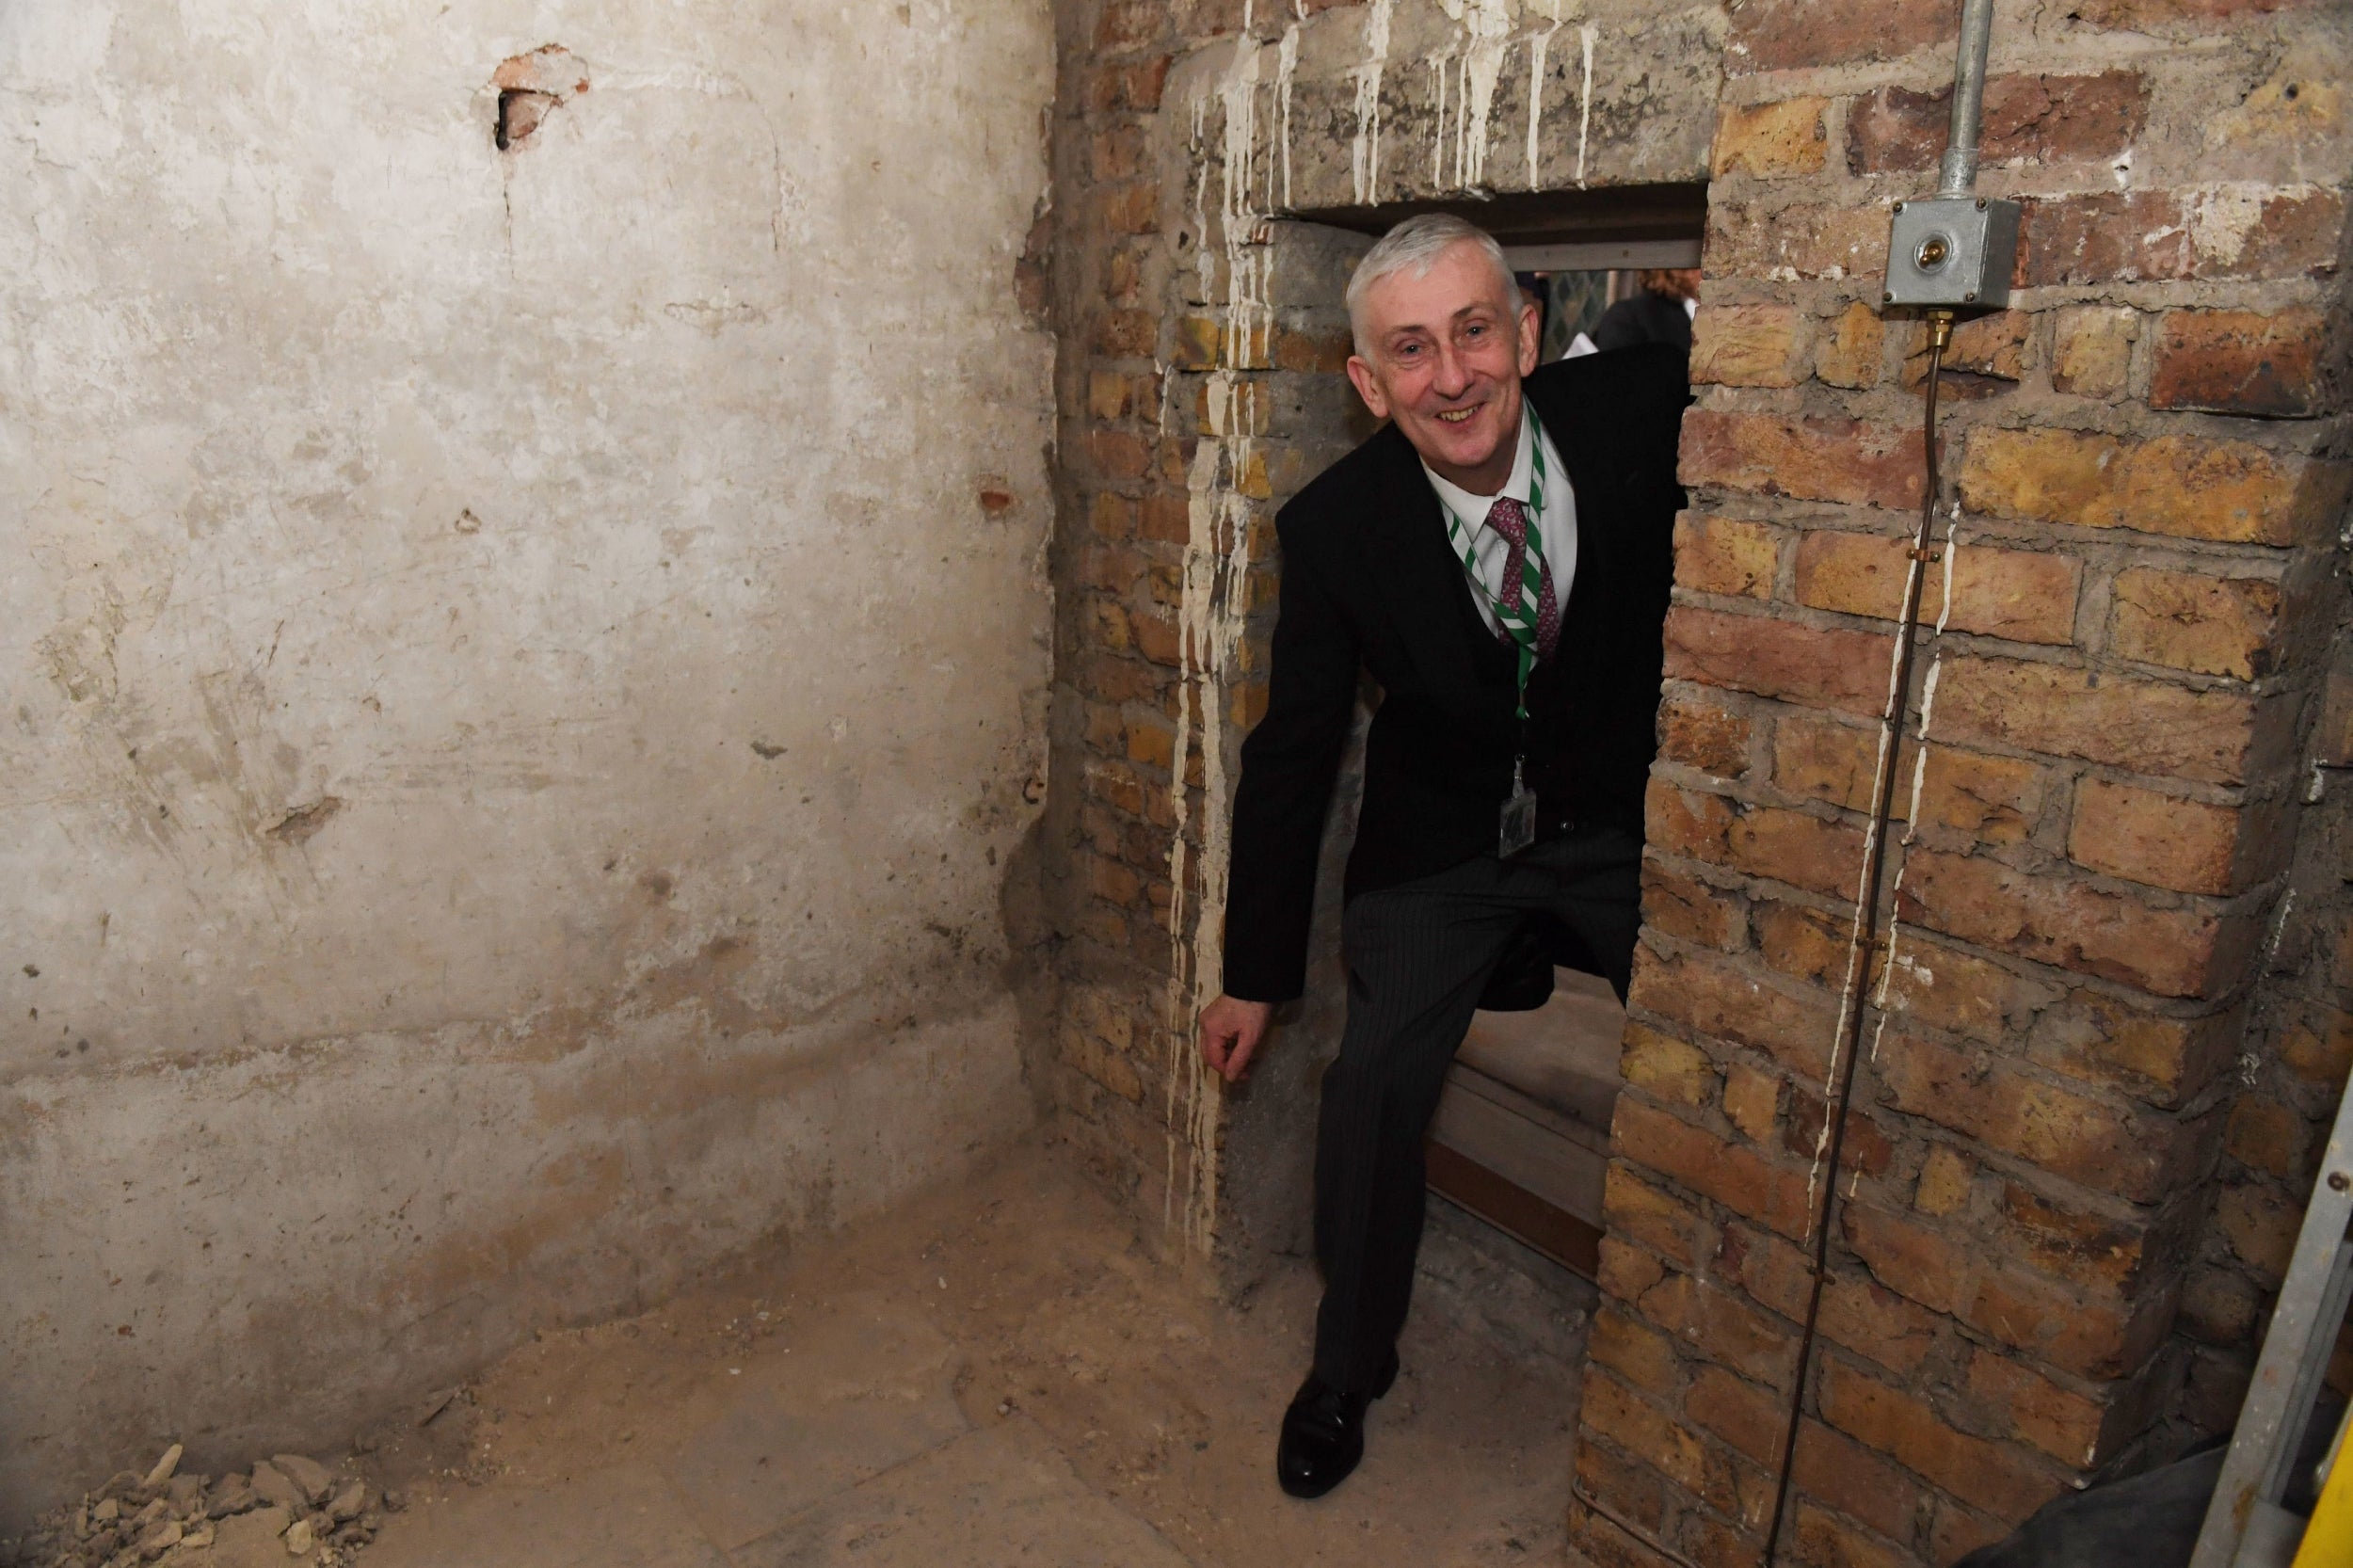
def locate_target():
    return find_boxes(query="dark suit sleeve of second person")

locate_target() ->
[1219,510,1360,1004]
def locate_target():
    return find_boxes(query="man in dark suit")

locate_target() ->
[1195,214,1689,1497]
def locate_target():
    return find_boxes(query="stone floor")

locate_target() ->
[356,1137,1597,1568]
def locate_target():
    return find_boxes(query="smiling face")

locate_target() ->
[1345,239,1541,495]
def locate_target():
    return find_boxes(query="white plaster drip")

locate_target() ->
[1276,24,1301,210]
[1428,49,1454,189]
[1805,509,1953,1214]
[1575,24,1595,186]
[1526,18,1564,185]
[1162,37,1285,1256]
[1350,0,1396,204]
[1436,0,1516,189]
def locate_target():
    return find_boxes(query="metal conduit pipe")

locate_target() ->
[1938,0,1999,197]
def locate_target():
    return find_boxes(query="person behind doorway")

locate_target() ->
[1564,265,1700,359]
[1195,214,1689,1498]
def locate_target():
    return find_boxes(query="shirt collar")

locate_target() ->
[1420,404,1536,532]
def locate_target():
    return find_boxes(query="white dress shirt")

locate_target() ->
[1421,406,1577,640]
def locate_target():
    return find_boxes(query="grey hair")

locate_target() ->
[1344,213,1519,359]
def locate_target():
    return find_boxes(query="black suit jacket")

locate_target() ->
[1220,344,1689,1003]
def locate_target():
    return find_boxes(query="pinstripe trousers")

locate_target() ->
[1311,824,1642,1394]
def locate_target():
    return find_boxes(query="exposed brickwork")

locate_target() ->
[1577,2,2350,1563]
[1039,0,1727,1276]
[1042,4,2346,1565]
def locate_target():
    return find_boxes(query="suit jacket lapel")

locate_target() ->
[1363,427,1503,689]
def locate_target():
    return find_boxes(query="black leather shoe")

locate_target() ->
[1275,1350,1400,1499]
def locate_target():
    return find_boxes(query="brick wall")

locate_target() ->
[1573,3,2351,1565]
[1040,0,1727,1277]
[1041,0,2346,1560]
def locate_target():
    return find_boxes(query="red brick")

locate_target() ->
[1881,937,2023,1044]
[1096,309,1160,360]
[1605,1162,1718,1272]
[1615,1098,1817,1241]
[1752,898,1865,992]
[1676,512,1782,598]
[1644,862,1745,949]
[2279,1004,2353,1086]
[1658,687,1754,776]
[1905,310,2028,387]
[2179,1265,2263,1344]
[1897,848,2243,999]
[1817,303,1886,391]
[2052,307,2137,401]
[2029,989,2238,1108]
[1791,1503,1917,1568]
[1691,305,1811,388]
[2217,1180,2300,1281]
[1689,1363,1788,1464]
[1845,1204,2172,1377]
[1929,1501,2014,1566]
[1724,807,1867,900]
[2200,187,2345,280]
[1818,1277,1943,1375]
[1965,1346,2117,1466]
[1572,1498,1684,1568]
[1646,777,1737,861]
[1994,1182,2164,1297]
[2069,0,2337,30]
[1792,531,2079,646]
[1932,655,2265,787]
[1093,0,1161,48]
[1639,1271,1800,1387]
[1624,1022,1721,1107]
[1577,1437,1674,1535]
[2109,568,2282,680]
[1794,1420,1922,1544]
[1722,1063,1782,1143]
[2152,309,2326,418]
[1847,72,2146,175]
[2225,1094,2306,1180]
[1715,1221,1812,1320]
[1781,1091,1897,1180]
[2067,777,2248,896]
[1600,1235,1672,1303]
[1664,607,1895,716]
[1593,1304,1688,1397]
[1681,411,1924,511]
[1582,1371,1712,1496]
[1816,1361,2063,1524]
[1629,949,1839,1080]
[2019,192,2192,285]
[1712,98,1830,177]
[1960,426,2351,548]
[1705,201,1891,281]
[1727,0,1955,72]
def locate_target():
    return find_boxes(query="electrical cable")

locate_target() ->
[1758,309,1955,1566]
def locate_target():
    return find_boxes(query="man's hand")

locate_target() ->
[1200,994,1276,1084]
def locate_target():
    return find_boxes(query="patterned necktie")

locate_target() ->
[1483,496,1561,661]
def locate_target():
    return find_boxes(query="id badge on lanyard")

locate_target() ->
[1499,755,1538,858]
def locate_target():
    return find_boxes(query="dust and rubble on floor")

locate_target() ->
[8,1441,390,1568]
[4,1139,1596,1568]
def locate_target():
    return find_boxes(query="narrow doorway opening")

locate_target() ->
[1287,182,1707,1280]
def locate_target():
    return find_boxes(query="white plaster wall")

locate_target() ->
[0,0,1056,1518]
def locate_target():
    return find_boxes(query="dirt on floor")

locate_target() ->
[12,1135,1597,1568]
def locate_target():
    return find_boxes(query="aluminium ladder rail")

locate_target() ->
[2192,1077,2353,1568]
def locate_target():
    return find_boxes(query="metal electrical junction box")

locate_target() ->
[1882,195,2021,310]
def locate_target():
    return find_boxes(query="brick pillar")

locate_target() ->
[1569,2,2351,1564]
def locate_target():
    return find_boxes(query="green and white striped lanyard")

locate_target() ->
[1435,404,1552,724]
